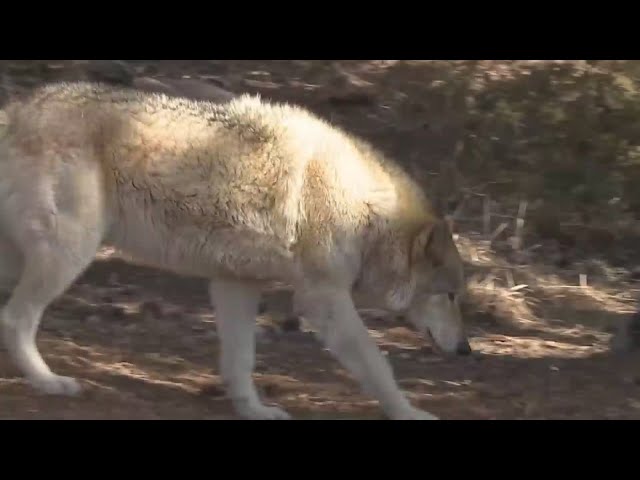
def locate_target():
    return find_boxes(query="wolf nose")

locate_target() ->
[456,340,472,356]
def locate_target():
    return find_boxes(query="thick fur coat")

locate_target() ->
[0,82,468,419]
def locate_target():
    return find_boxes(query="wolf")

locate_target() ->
[0,82,471,420]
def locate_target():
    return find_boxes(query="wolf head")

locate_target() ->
[405,219,470,356]
[355,218,470,356]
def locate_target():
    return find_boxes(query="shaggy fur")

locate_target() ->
[0,82,469,420]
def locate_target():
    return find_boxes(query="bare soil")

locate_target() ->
[0,60,639,420]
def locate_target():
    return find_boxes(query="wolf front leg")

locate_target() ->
[296,284,438,420]
[209,278,291,420]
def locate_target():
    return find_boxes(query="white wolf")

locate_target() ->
[0,82,470,420]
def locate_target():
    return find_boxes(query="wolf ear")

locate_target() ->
[411,219,452,267]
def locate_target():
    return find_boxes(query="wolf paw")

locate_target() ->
[29,374,82,396]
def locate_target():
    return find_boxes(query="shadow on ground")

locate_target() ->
[0,254,637,420]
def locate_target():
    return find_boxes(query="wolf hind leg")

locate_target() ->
[1,156,107,395]
[1,209,105,394]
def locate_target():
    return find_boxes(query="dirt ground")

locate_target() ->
[0,60,639,420]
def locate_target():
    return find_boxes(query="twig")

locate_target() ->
[543,285,591,290]
[523,243,543,254]
[445,193,470,232]
[512,199,528,250]
[490,222,509,243]
[450,213,518,223]
[483,272,496,290]
[461,180,513,197]
[450,193,469,221]
[505,269,516,288]
[483,195,491,236]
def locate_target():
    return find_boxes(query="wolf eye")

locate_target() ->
[447,293,456,302]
